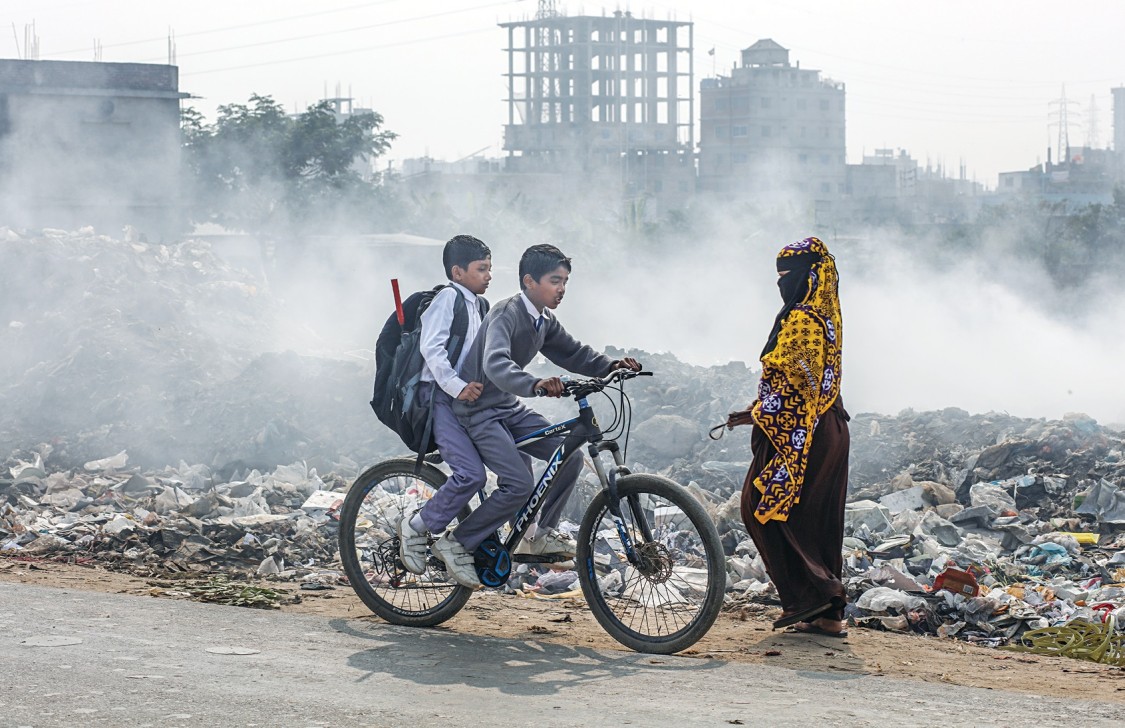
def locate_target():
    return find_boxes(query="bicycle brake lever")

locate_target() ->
[613,369,652,383]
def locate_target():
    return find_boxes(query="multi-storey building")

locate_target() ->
[699,39,846,203]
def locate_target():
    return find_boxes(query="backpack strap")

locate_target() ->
[408,284,447,333]
[447,288,489,364]
[446,284,470,366]
[414,387,437,475]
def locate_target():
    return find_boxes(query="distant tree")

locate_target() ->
[1051,188,1125,284]
[958,191,1125,289]
[181,94,397,235]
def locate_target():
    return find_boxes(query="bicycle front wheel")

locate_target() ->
[577,474,725,654]
[338,458,472,627]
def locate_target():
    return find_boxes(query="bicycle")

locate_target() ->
[337,368,725,654]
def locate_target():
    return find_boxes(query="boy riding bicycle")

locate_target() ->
[439,244,641,587]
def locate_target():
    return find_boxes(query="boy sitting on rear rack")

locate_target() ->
[396,234,492,588]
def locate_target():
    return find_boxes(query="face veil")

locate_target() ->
[760,250,821,360]
[749,236,843,524]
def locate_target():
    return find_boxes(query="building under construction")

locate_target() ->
[499,8,695,219]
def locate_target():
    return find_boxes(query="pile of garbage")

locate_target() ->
[4,424,1125,653]
[0,449,351,582]
[714,462,1125,656]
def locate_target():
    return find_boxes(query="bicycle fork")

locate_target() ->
[588,441,654,568]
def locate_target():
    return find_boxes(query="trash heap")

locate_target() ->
[0,448,353,584]
[5,414,1124,655]
[712,417,1125,656]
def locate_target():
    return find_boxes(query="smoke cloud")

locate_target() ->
[3,93,1124,474]
[266,194,1125,427]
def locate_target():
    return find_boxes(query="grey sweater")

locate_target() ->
[452,293,615,416]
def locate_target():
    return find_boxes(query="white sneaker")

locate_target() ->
[514,527,577,561]
[432,534,481,589]
[397,515,429,575]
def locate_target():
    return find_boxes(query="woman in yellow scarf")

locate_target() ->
[729,236,851,637]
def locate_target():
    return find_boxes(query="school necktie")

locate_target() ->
[534,315,544,332]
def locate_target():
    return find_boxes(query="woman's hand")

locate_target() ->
[725,407,755,430]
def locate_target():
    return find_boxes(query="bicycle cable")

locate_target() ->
[595,377,634,464]
[620,384,633,463]
[596,386,622,435]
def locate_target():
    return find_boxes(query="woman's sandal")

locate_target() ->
[787,621,848,638]
[772,601,834,630]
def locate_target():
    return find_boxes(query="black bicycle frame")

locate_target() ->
[504,395,603,551]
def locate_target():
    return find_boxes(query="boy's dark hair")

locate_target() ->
[443,234,491,280]
[519,244,572,289]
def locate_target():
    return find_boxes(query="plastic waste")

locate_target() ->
[931,567,980,598]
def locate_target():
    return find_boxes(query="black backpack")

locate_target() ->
[370,284,488,457]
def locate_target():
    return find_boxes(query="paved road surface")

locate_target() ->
[2,581,1123,727]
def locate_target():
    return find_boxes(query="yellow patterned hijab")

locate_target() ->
[750,236,843,524]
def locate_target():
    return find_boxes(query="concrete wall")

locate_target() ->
[0,60,187,239]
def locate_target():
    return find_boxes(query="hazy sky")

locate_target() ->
[5,0,1122,187]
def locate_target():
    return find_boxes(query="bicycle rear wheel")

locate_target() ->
[577,473,725,654]
[338,458,472,627]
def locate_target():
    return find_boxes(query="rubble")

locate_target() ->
[633,378,1125,654]
[0,453,350,585]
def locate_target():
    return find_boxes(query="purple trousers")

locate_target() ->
[417,383,487,534]
[451,400,583,551]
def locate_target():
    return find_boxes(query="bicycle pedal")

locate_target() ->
[474,536,511,588]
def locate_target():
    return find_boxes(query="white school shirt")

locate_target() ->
[519,291,551,330]
[419,282,483,399]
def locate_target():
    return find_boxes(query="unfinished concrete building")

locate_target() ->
[499,10,694,219]
[0,59,188,238]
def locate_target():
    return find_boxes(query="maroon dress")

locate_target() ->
[740,397,851,621]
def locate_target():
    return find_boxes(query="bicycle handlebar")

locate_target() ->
[534,367,652,398]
